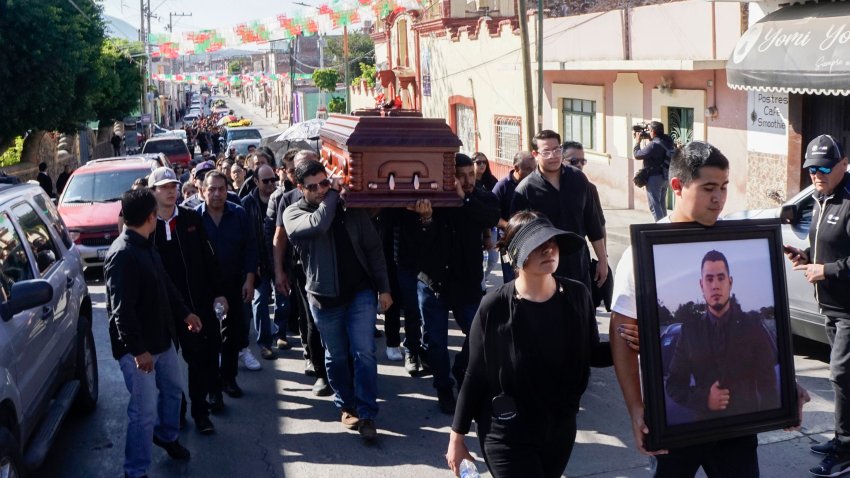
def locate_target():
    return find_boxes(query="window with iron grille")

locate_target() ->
[494,116,522,164]
[562,98,595,149]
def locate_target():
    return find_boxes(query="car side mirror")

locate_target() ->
[1,280,53,321]
[780,204,799,224]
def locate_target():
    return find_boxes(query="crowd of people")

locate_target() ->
[104,122,850,478]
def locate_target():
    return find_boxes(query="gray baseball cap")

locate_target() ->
[148,167,181,187]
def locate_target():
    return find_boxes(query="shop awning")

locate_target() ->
[727,1,850,96]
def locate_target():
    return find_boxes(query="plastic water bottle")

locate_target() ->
[459,459,480,478]
[214,302,226,321]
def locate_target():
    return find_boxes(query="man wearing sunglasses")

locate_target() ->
[283,159,392,442]
[242,164,281,361]
[785,134,850,477]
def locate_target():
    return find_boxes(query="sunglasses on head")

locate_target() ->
[304,178,331,192]
[809,166,833,175]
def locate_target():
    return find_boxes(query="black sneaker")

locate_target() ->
[814,438,843,456]
[810,452,850,477]
[359,419,378,441]
[404,352,421,376]
[312,377,333,397]
[260,346,278,360]
[418,358,433,377]
[222,380,244,398]
[437,387,456,415]
[304,359,317,377]
[208,391,225,413]
[152,436,191,460]
[194,415,215,435]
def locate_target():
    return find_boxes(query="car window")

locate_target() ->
[0,213,35,302]
[229,129,262,141]
[12,202,62,275]
[798,194,814,227]
[143,140,188,155]
[32,194,72,249]
[61,169,148,203]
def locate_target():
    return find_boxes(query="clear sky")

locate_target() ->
[101,0,316,33]
[652,238,776,316]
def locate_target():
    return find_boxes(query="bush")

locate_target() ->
[328,97,347,114]
[0,137,24,168]
[313,68,340,93]
[351,63,376,88]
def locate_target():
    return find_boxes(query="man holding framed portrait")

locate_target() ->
[609,141,809,477]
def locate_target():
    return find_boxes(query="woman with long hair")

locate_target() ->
[473,152,500,285]
[446,210,612,478]
[472,152,498,191]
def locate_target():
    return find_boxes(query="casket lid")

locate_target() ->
[320,114,463,149]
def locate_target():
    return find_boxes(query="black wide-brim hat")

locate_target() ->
[506,216,586,269]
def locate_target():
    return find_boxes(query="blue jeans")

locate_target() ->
[646,173,668,221]
[118,345,182,478]
[309,289,379,419]
[252,276,273,348]
[417,281,480,390]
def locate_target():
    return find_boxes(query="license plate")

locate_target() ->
[97,249,108,260]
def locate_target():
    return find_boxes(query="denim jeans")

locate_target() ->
[387,266,423,354]
[273,287,290,340]
[646,173,668,221]
[309,289,379,419]
[252,276,274,348]
[118,345,182,478]
[417,281,480,390]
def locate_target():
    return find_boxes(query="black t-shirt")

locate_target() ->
[309,210,371,309]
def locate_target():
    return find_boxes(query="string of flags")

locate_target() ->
[149,0,426,58]
[151,72,315,86]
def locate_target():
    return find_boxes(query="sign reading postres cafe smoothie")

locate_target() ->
[747,91,788,155]
[727,1,850,95]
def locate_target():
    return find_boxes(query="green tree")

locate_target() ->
[0,0,106,149]
[327,96,346,114]
[90,39,144,123]
[352,62,377,88]
[672,301,704,325]
[229,60,242,75]
[326,32,375,80]
[312,68,339,92]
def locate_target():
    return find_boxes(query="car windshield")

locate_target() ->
[233,142,257,156]
[228,129,261,141]
[143,140,187,155]
[61,169,149,203]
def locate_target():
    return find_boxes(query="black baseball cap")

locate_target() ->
[506,216,585,269]
[803,135,844,168]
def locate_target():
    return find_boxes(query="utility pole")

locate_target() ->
[167,11,191,33]
[289,35,298,126]
[140,0,147,123]
[318,35,326,111]
[344,25,350,115]
[517,0,535,148]
[536,0,544,132]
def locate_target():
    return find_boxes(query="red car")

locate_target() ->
[142,136,192,168]
[57,157,159,268]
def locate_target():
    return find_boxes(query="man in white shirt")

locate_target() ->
[609,141,809,477]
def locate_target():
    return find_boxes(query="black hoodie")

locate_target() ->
[806,173,850,318]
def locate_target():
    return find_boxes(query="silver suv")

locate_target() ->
[0,184,96,474]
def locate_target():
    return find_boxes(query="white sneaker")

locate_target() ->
[239,348,262,371]
[386,346,403,361]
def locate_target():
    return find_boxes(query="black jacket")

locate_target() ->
[241,188,271,279]
[634,134,675,175]
[152,206,225,324]
[452,277,611,435]
[105,229,191,359]
[806,173,850,318]
[666,304,779,420]
[415,187,499,301]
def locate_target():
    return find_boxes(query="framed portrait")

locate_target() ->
[631,218,798,451]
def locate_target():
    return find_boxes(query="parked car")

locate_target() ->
[141,136,191,168]
[58,157,159,269]
[183,112,199,123]
[0,183,97,474]
[227,138,261,157]
[725,183,827,344]
[123,129,142,154]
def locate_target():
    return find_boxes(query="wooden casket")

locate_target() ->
[319,111,463,208]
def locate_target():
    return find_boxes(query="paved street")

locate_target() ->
[30,99,838,478]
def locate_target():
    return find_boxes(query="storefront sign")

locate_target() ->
[747,91,788,155]
[421,47,431,97]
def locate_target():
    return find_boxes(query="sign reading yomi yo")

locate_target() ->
[747,91,788,155]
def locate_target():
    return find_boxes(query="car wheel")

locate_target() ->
[72,316,98,414]
[0,428,24,478]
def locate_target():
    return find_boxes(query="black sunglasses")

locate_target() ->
[304,178,331,192]
[809,166,832,175]
[260,177,278,185]
[568,158,587,166]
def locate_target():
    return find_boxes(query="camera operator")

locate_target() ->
[633,121,675,221]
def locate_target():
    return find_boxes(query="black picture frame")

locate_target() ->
[631,218,798,451]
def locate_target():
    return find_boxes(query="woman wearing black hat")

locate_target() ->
[446,210,612,478]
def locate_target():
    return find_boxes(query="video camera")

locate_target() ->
[632,123,651,140]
